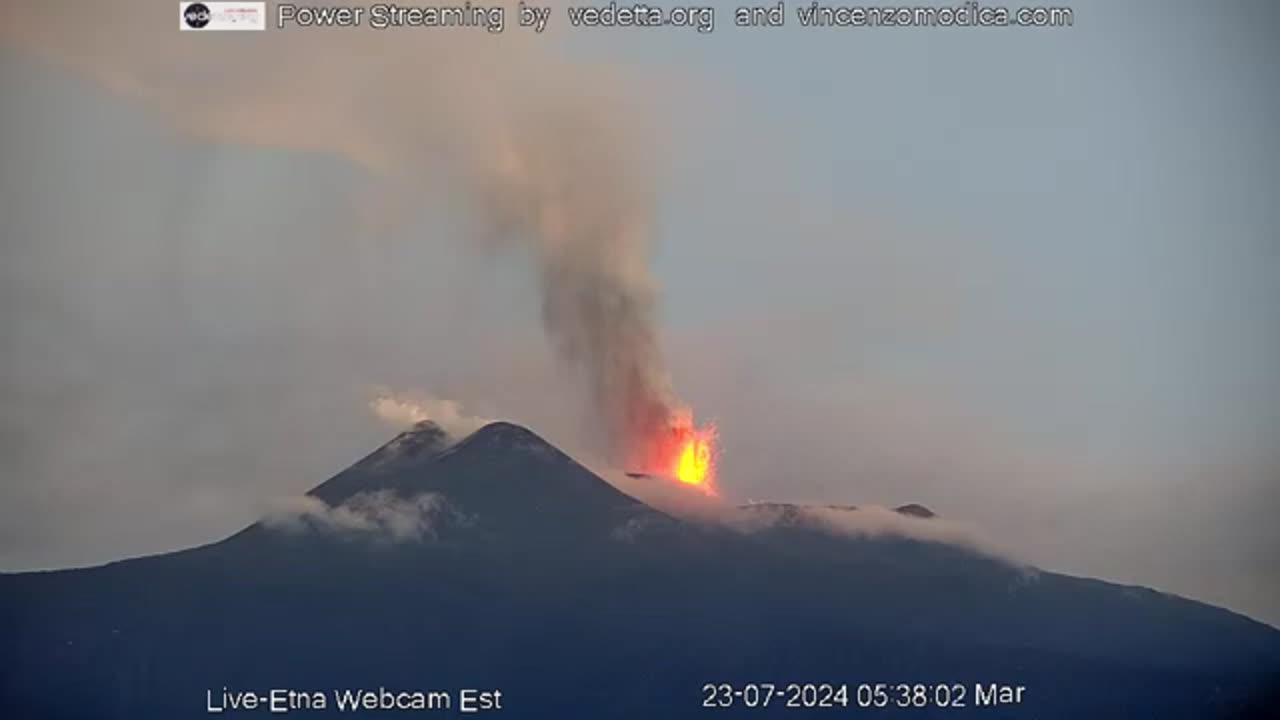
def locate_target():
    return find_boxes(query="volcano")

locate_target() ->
[2,421,1277,719]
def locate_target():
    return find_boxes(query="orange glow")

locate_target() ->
[674,426,715,489]
[630,413,719,494]
[656,418,717,495]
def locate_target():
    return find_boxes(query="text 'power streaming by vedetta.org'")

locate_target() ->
[252,2,1075,34]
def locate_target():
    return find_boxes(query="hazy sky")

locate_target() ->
[2,1,1277,625]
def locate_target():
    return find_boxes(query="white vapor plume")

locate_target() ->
[368,389,489,438]
[262,491,463,542]
[0,0,689,468]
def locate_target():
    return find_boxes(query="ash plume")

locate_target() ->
[0,1,686,467]
[474,95,684,468]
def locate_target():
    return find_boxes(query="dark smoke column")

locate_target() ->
[540,255,684,469]
[472,96,687,469]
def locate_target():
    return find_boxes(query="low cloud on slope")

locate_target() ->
[262,491,467,542]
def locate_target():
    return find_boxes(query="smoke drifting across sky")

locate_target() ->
[0,0,684,467]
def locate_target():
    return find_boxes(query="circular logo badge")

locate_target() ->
[184,2,212,29]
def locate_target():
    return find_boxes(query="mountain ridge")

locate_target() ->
[2,419,1277,719]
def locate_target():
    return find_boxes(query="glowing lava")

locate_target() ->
[628,413,719,494]
[675,427,716,484]
[669,422,718,493]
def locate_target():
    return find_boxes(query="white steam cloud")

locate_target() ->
[368,388,489,438]
[0,0,688,468]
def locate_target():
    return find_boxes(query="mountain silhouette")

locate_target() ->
[2,421,1277,718]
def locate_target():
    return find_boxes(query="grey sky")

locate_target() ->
[2,0,1277,625]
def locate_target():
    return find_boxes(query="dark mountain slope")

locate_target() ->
[2,421,1277,719]
[306,419,454,505]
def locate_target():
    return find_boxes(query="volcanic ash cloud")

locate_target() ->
[0,0,697,469]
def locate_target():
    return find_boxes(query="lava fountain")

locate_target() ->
[634,415,718,494]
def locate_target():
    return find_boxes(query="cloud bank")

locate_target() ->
[262,491,465,542]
